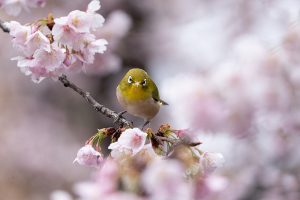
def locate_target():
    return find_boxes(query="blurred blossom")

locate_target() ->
[92,159,119,194]
[105,192,146,200]
[3,0,300,199]
[194,175,228,199]
[50,190,73,200]
[161,34,300,137]
[174,129,199,143]
[86,0,105,31]
[5,21,31,52]
[200,152,225,177]
[132,144,161,164]
[1,0,46,16]
[142,159,193,200]
[86,10,133,75]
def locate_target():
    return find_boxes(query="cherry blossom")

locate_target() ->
[25,30,50,56]
[194,175,228,199]
[86,0,105,31]
[73,145,103,169]
[35,0,46,7]
[200,151,225,177]
[85,10,132,76]
[4,0,28,16]
[52,17,81,46]
[5,0,109,83]
[174,129,199,143]
[74,38,108,64]
[108,128,149,166]
[30,41,65,72]
[142,159,194,200]
[11,56,32,76]
[63,52,85,74]
[73,159,119,199]
[117,128,148,155]
[71,32,95,51]
[67,10,92,33]
[133,144,160,164]
[93,159,119,194]
[2,0,45,16]
[4,21,31,52]
[109,142,132,167]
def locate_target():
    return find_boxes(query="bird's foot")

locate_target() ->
[113,110,127,124]
[139,121,150,131]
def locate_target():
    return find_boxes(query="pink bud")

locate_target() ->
[63,56,71,67]
[36,0,46,7]
[31,25,40,34]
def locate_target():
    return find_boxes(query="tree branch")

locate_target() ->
[59,75,133,128]
[0,20,10,33]
[154,135,202,147]
[0,19,202,147]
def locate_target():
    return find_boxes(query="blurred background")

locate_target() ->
[1,0,300,199]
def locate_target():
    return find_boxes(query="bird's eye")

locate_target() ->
[142,79,147,86]
[128,76,133,83]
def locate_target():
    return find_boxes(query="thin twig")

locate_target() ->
[0,20,10,33]
[59,75,133,128]
[154,135,202,147]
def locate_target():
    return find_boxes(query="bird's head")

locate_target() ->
[118,68,156,101]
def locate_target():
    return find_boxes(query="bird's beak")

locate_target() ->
[135,82,140,87]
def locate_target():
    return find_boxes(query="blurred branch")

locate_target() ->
[153,134,202,147]
[0,20,10,33]
[59,75,133,128]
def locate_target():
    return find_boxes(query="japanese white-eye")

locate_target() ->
[116,68,168,130]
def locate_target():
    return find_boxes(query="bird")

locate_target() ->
[116,68,168,130]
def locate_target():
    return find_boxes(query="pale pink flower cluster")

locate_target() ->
[66,125,225,199]
[6,0,107,83]
[108,128,159,167]
[171,128,225,178]
[0,0,45,16]
[65,150,225,200]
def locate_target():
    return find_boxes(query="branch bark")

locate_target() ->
[0,20,10,33]
[153,135,202,147]
[59,75,133,128]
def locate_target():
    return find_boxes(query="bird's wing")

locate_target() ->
[152,89,168,106]
[160,99,169,105]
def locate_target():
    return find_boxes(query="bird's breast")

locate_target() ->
[123,85,148,101]
[117,86,160,121]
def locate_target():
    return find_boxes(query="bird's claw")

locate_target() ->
[139,121,150,131]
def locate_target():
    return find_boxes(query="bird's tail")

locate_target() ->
[160,99,169,105]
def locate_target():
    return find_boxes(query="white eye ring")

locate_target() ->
[142,79,146,86]
[128,76,133,83]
